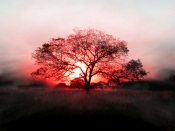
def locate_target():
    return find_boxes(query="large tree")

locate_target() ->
[32,29,145,90]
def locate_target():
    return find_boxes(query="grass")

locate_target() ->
[0,87,175,131]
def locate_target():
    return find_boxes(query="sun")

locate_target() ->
[66,61,99,84]
[69,62,86,80]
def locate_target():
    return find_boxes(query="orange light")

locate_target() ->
[69,62,86,80]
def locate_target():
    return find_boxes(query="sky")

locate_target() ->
[0,0,175,82]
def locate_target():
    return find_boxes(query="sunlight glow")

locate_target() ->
[69,62,86,80]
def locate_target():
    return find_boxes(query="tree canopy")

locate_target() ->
[107,59,147,84]
[32,28,147,90]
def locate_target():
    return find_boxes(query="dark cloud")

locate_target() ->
[157,68,175,80]
[0,71,47,88]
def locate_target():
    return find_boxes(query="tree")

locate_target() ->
[31,28,145,91]
[124,59,147,81]
[107,59,147,84]
[70,78,84,88]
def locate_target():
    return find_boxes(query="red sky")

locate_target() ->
[0,0,175,81]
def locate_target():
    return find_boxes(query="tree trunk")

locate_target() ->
[84,67,93,92]
[84,80,90,91]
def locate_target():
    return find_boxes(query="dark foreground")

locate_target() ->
[1,110,165,131]
[0,87,175,131]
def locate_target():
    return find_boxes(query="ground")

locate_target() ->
[0,87,175,131]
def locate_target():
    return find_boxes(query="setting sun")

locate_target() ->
[69,62,86,80]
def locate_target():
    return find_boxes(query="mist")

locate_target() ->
[0,70,47,88]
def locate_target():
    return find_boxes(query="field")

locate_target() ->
[0,87,175,131]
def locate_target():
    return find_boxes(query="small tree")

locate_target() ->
[70,78,84,88]
[107,59,147,84]
[124,59,147,81]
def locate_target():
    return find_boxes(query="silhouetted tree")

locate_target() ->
[70,78,84,88]
[31,28,147,90]
[57,83,67,88]
[124,59,147,81]
[107,59,147,84]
